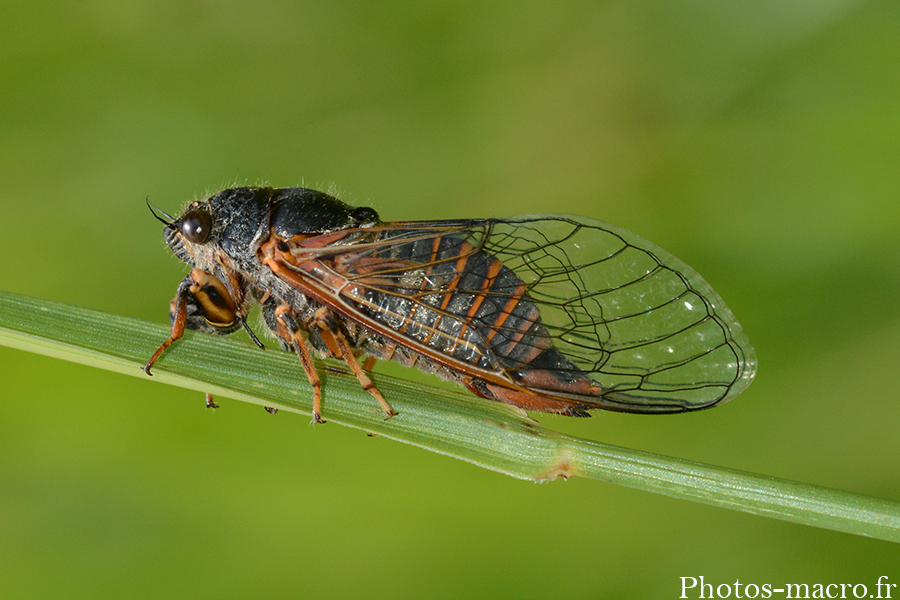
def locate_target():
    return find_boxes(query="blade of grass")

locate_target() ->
[1,289,898,542]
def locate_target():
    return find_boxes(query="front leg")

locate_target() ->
[144,268,254,374]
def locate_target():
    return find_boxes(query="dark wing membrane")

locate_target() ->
[281,216,757,413]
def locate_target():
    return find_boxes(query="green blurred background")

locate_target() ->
[2,1,899,597]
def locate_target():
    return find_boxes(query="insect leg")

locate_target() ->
[143,276,193,375]
[312,308,397,420]
[145,268,249,376]
[273,304,325,424]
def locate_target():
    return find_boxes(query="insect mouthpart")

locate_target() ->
[163,218,189,262]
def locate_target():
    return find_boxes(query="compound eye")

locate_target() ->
[181,210,211,244]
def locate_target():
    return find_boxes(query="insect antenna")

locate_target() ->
[146,196,176,226]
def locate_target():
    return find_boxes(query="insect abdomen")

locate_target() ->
[349,230,588,386]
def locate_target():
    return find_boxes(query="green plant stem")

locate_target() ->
[1,289,898,542]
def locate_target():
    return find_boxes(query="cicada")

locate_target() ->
[144,187,756,423]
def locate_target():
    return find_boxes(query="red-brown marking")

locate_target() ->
[483,282,528,345]
[492,305,544,365]
[446,258,504,354]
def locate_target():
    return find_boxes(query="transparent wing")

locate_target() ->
[471,216,756,410]
[280,215,757,413]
